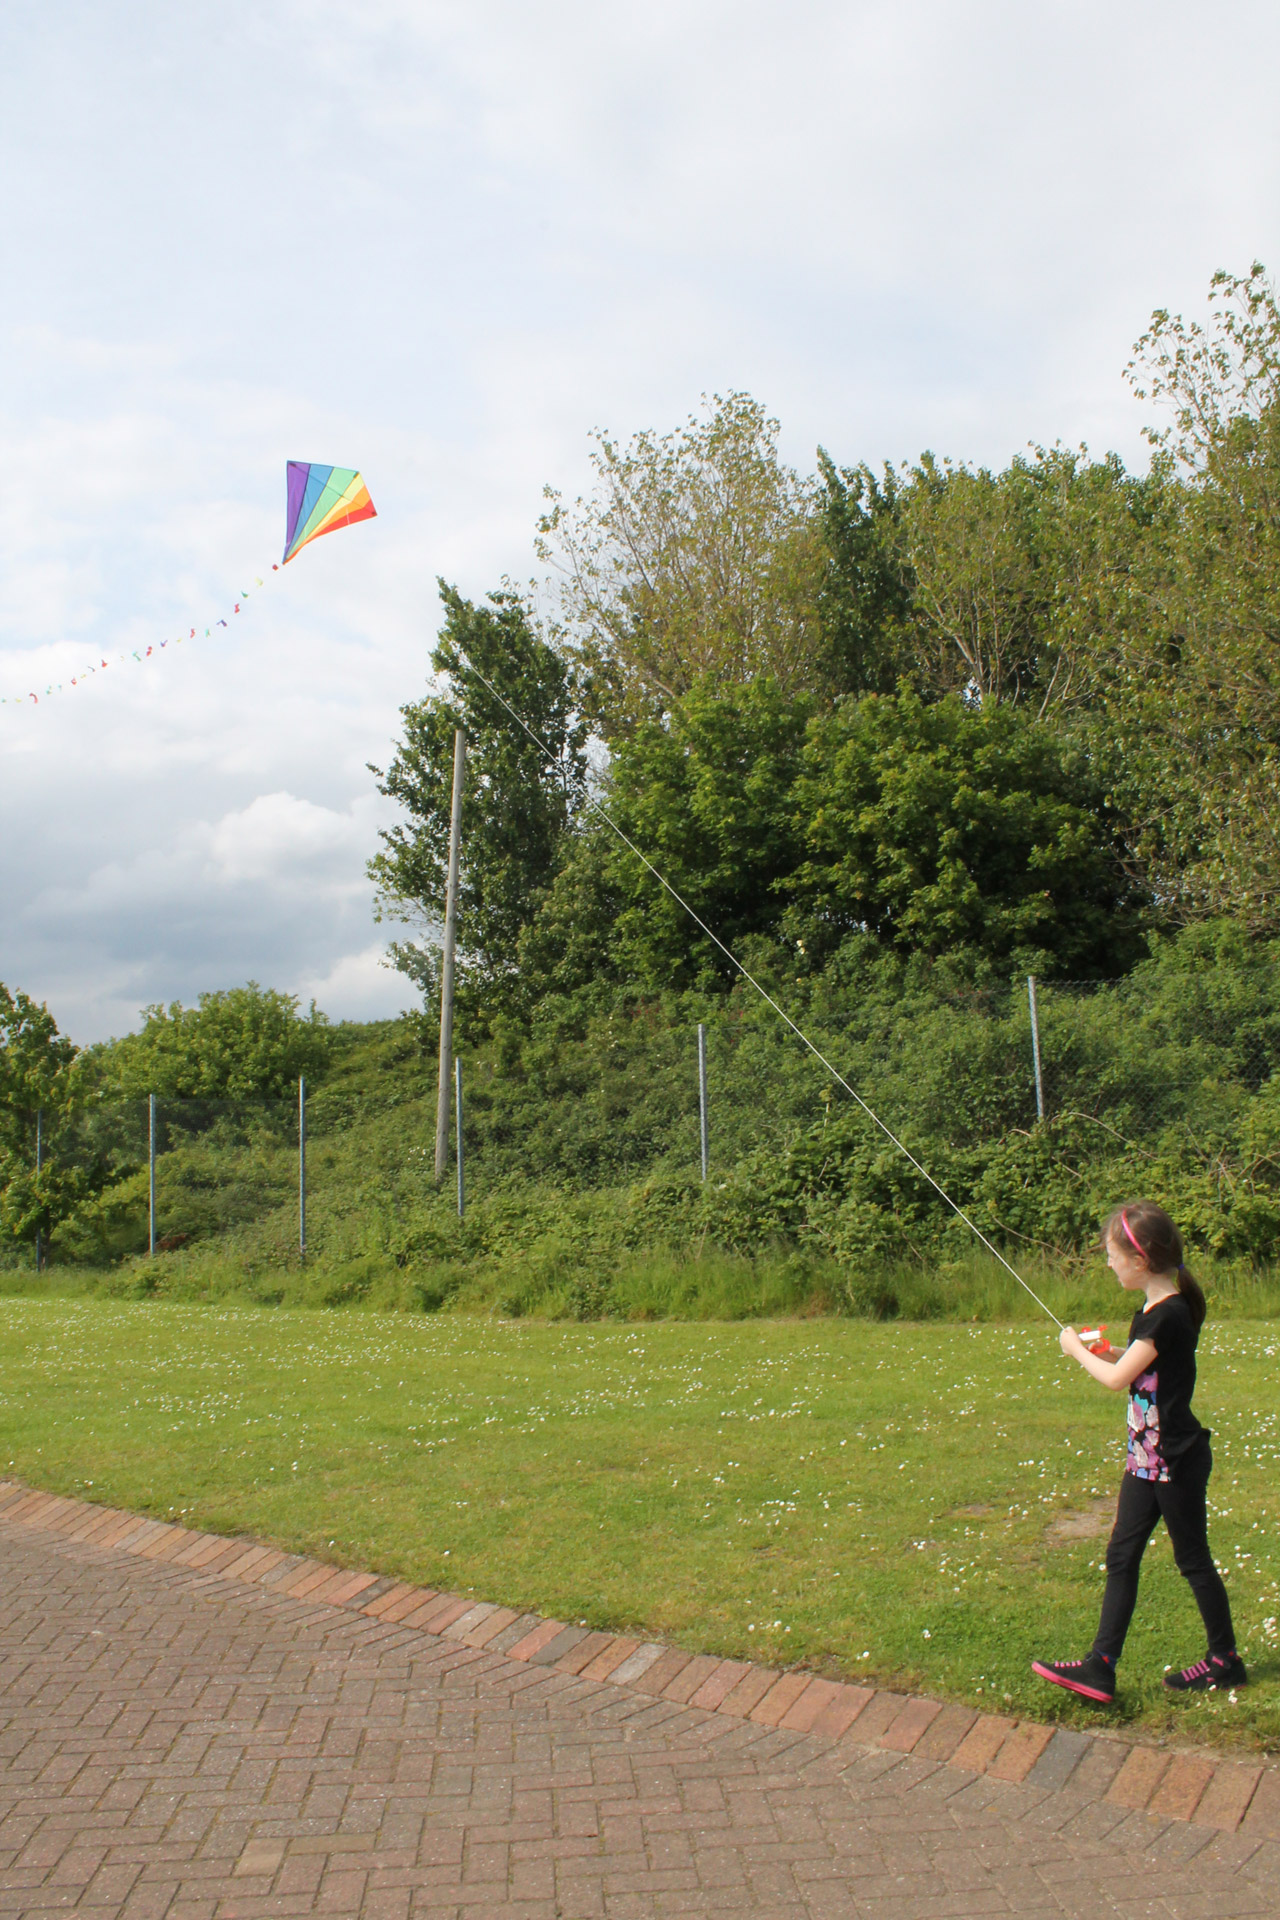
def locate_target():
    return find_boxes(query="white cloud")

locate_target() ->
[296,943,418,1024]
[205,793,375,885]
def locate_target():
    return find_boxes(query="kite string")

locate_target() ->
[1,564,280,709]
[457,652,1065,1331]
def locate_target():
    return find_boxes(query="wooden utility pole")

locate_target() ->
[435,729,467,1182]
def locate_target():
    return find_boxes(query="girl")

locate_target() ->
[1032,1200,1247,1705]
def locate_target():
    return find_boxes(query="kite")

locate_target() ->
[4,462,378,708]
[283,463,377,564]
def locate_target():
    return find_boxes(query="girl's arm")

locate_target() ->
[1059,1327,1157,1390]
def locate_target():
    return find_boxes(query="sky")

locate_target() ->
[2,0,1278,1044]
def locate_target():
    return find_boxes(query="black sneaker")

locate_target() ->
[1163,1652,1248,1693]
[1031,1654,1116,1704]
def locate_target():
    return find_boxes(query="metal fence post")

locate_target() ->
[455,1055,465,1219]
[299,1075,307,1259]
[148,1093,157,1254]
[697,1024,709,1181]
[34,1108,43,1272]
[435,727,467,1182]
[1028,975,1045,1122]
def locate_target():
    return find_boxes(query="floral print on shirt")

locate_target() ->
[1127,1368,1168,1480]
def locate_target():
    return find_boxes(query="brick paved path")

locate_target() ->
[1,1514,1277,1918]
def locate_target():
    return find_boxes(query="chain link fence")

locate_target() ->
[5,968,1279,1273]
[7,1095,305,1269]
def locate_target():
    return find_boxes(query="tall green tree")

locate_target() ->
[895,445,1158,712]
[102,985,330,1100]
[785,691,1148,977]
[0,984,83,1245]
[898,453,1041,703]
[517,676,813,998]
[814,454,914,697]
[537,393,825,733]
[517,678,1146,1000]
[1118,263,1280,931]
[371,583,588,1004]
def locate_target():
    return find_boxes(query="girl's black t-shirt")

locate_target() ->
[1124,1293,1205,1482]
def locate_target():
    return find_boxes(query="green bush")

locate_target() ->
[6,925,1279,1313]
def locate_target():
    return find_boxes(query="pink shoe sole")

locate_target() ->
[1031,1660,1113,1703]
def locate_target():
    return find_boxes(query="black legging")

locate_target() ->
[1092,1436,1236,1663]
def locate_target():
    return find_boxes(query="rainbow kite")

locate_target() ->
[283,462,377,564]
[4,462,378,707]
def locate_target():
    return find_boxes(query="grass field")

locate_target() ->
[1,1300,1275,1751]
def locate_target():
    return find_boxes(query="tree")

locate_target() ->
[785,691,1149,977]
[517,676,813,998]
[0,984,83,1245]
[1117,262,1280,931]
[102,985,330,1100]
[370,583,588,1005]
[898,454,1039,703]
[813,454,915,697]
[894,445,1157,713]
[537,393,825,733]
[1020,446,1170,715]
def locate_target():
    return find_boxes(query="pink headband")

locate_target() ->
[1119,1210,1144,1256]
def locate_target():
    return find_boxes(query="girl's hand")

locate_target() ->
[1064,1332,1158,1391]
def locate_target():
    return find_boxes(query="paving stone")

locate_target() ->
[0,1489,1274,1920]
[877,1696,942,1754]
[948,1714,1014,1775]
[361,1584,425,1622]
[551,1632,616,1677]
[486,1614,547,1656]
[774,1679,846,1735]
[660,1657,724,1708]
[838,1690,907,1747]
[576,1637,638,1682]
[1107,1744,1171,1810]
[606,1644,666,1688]
[256,1554,311,1592]
[322,1571,381,1606]
[1149,1756,1215,1823]
[687,1662,752,1712]
[463,1608,524,1651]
[506,1620,569,1663]
[1192,1761,1263,1833]
[905,1712,974,1766]
[715,1668,779,1720]
[405,1596,473,1634]
[745,1673,813,1730]
[985,1721,1054,1783]
[1239,1764,1280,1840]
[631,1650,692,1697]
[441,1603,499,1643]
[526,1626,590,1668]
[805,1684,875,1741]
[1059,1736,1128,1806]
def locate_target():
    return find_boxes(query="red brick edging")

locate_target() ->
[1,1479,1274,1840]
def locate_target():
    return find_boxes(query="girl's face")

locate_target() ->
[1106,1231,1149,1292]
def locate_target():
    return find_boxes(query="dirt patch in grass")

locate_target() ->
[1045,1498,1116,1542]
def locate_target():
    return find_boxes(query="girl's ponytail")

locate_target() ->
[1105,1200,1206,1330]
[1176,1263,1207,1332]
